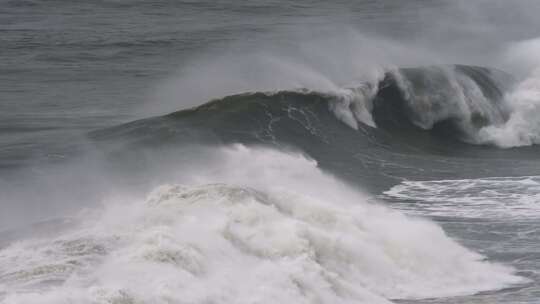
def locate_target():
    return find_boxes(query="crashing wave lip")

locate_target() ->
[384,175,540,219]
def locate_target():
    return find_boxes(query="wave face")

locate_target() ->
[90,65,540,191]
[0,146,524,303]
[92,64,529,149]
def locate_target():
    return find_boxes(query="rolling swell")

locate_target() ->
[91,65,540,191]
[94,65,513,146]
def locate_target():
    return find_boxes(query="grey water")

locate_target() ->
[3,0,540,303]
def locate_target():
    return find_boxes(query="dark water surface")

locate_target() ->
[2,1,540,303]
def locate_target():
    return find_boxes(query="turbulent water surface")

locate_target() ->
[2,0,540,303]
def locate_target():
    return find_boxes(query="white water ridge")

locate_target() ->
[0,145,524,303]
[385,176,540,219]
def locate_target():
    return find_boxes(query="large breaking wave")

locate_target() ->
[94,65,540,149]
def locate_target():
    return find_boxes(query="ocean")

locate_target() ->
[2,0,540,303]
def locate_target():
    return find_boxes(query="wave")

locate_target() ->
[0,145,524,303]
[85,64,540,194]
[92,64,540,150]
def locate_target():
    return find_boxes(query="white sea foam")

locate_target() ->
[0,145,524,303]
[471,37,540,147]
[385,176,540,219]
[478,68,540,147]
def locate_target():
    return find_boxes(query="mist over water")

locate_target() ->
[3,0,540,303]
